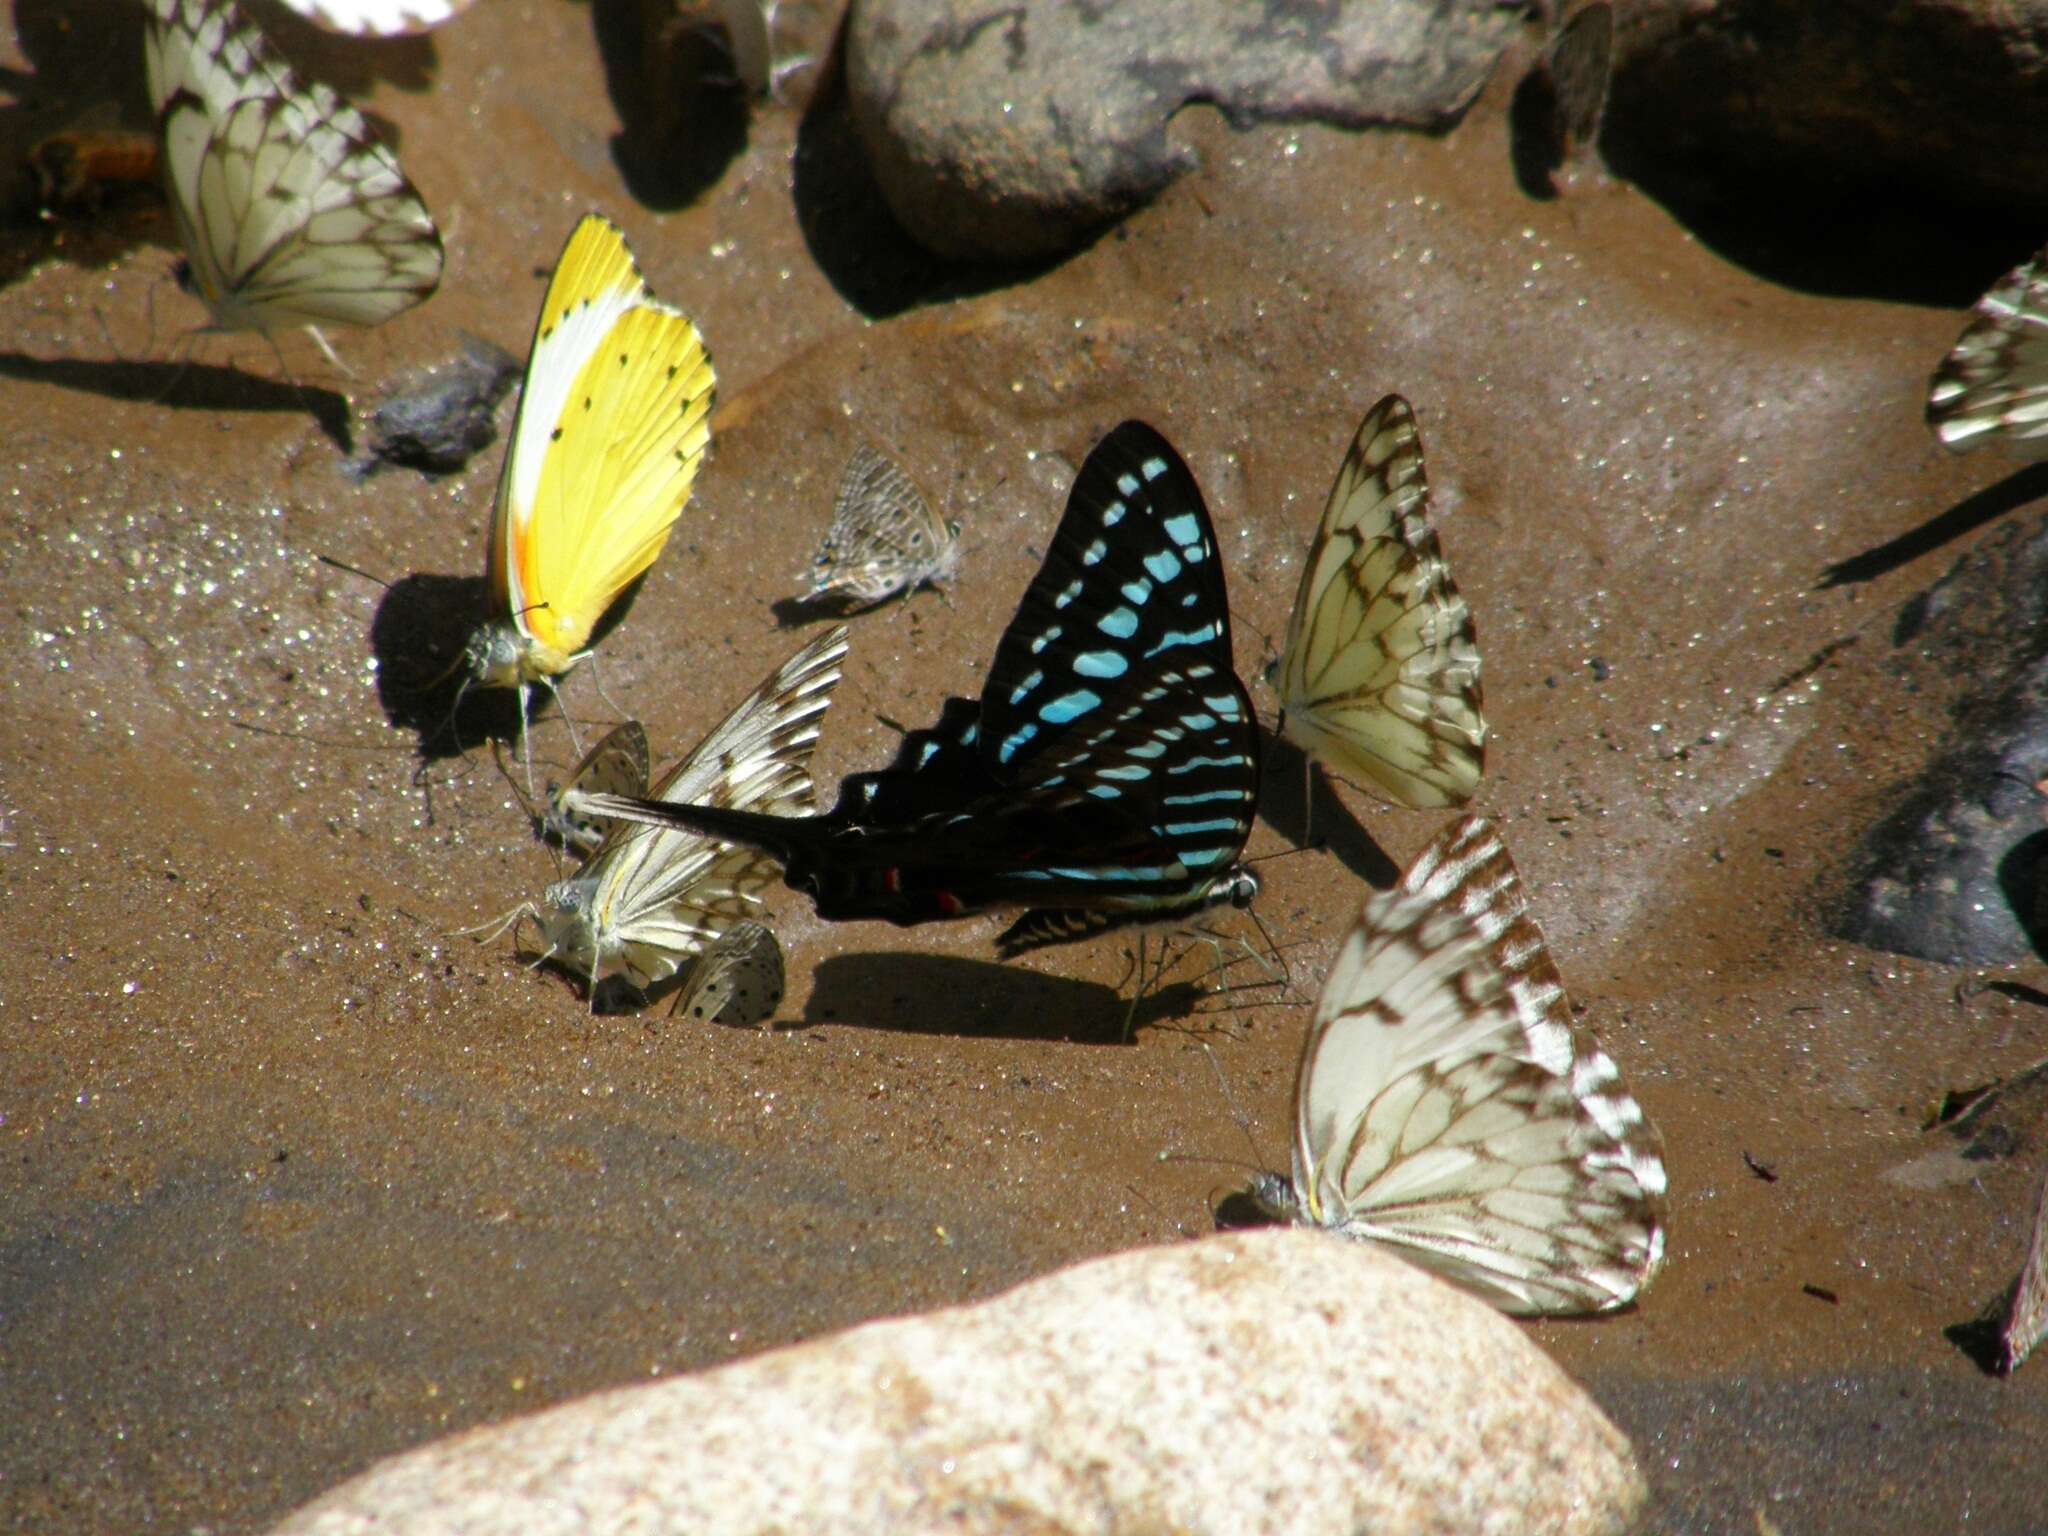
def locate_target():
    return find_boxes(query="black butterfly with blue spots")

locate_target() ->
[581,421,1261,954]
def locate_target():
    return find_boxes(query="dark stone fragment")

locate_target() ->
[351,334,520,481]
[1834,518,2048,965]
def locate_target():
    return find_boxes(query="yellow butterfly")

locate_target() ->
[1274,394,1484,809]
[463,215,716,774]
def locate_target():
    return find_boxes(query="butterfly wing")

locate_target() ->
[873,420,1261,931]
[144,0,443,332]
[672,920,785,1028]
[573,425,1261,943]
[485,214,716,679]
[545,720,651,857]
[539,627,846,991]
[1928,246,2048,455]
[1290,815,1666,1315]
[2002,1164,2048,1373]
[1276,395,1484,809]
[809,443,955,609]
[274,0,479,35]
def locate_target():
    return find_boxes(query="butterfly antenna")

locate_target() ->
[225,717,410,753]
[1229,601,1277,664]
[1118,1180,1191,1241]
[1200,1041,1271,1171]
[456,901,538,945]
[1245,841,1324,868]
[585,653,627,722]
[316,553,393,590]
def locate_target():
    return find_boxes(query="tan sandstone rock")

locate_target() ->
[271,1230,1646,1536]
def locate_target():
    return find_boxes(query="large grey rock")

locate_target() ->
[847,0,1526,263]
[269,1231,1647,1536]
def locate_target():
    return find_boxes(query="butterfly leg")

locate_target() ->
[302,324,354,378]
[1119,932,1149,1041]
[535,674,587,759]
[585,654,628,726]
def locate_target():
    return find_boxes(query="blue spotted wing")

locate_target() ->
[576,422,1262,952]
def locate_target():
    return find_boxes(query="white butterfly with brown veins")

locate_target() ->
[479,626,847,1006]
[1250,815,1667,1315]
[1274,394,1485,810]
[1928,243,2048,455]
[143,0,444,339]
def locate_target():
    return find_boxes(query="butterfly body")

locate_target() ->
[1249,816,1665,1316]
[463,215,717,752]
[502,627,846,999]
[144,0,444,336]
[581,423,1262,955]
[1274,395,1484,809]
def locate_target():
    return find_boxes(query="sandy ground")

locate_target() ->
[4,3,2048,1532]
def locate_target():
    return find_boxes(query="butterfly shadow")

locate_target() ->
[366,569,653,764]
[589,0,750,211]
[1817,462,2048,590]
[1255,728,1399,889]
[0,350,353,450]
[800,950,1205,1043]
[786,32,1059,321]
[366,571,523,760]
[252,6,446,100]
[1211,1188,1286,1234]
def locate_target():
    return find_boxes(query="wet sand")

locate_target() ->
[3,4,2046,1532]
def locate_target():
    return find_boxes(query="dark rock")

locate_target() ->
[846,0,1527,263]
[1834,517,2048,965]
[1603,2,2048,280]
[1509,0,1612,198]
[350,334,519,480]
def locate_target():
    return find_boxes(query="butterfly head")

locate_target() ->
[535,875,601,970]
[1244,1170,1304,1226]
[463,617,580,691]
[1216,867,1260,912]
